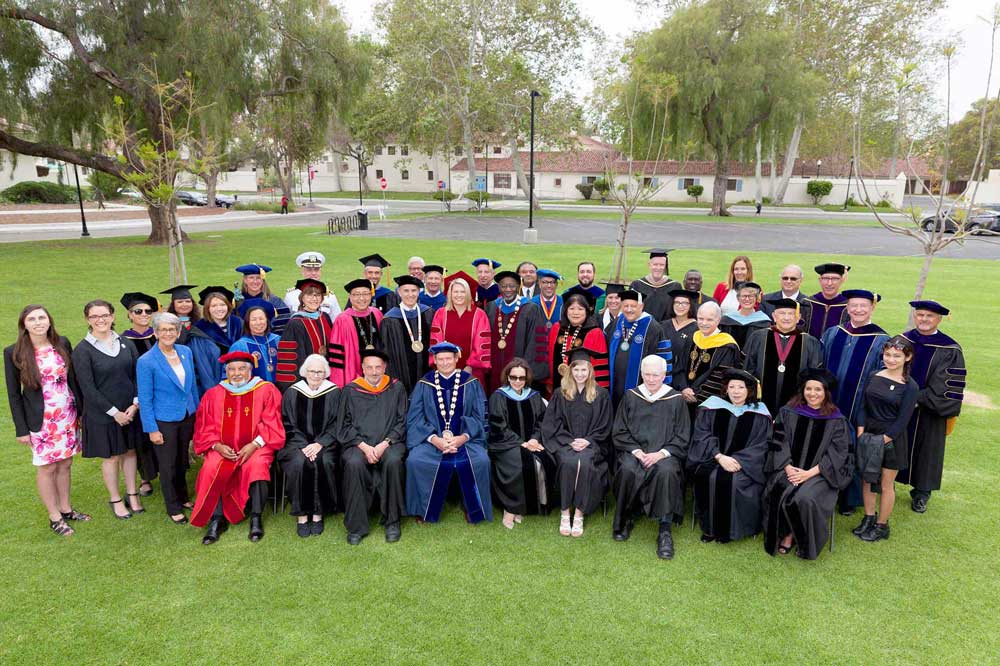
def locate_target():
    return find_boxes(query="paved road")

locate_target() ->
[2,206,996,260]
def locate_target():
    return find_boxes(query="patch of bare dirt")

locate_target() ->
[963,391,996,410]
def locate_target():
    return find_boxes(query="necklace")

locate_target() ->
[251,334,275,374]
[401,306,424,353]
[618,317,641,352]
[434,371,461,439]
[539,296,558,328]
[558,325,584,374]
[354,312,377,350]
[495,302,521,350]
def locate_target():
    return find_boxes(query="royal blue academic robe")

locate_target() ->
[419,290,447,311]
[194,315,243,354]
[608,313,673,403]
[405,370,493,523]
[476,283,500,308]
[229,333,281,383]
[804,292,848,339]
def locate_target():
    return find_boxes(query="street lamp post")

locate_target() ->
[71,163,90,238]
[816,159,822,178]
[526,90,541,243]
[356,145,364,208]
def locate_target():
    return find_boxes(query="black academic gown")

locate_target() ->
[630,277,679,321]
[540,387,612,514]
[675,337,741,402]
[120,334,157,483]
[762,406,853,559]
[897,330,966,492]
[720,315,772,353]
[611,387,690,530]
[485,300,550,392]
[487,389,556,515]
[380,306,434,393]
[275,313,334,392]
[338,378,408,536]
[373,286,400,315]
[278,381,341,516]
[743,326,823,416]
[662,319,697,381]
[688,405,772,541]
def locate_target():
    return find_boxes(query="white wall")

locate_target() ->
[968,169,1000,204]
[1,151,74,190]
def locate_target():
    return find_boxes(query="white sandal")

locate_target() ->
[559,513,571,536]
[571,514,584,538]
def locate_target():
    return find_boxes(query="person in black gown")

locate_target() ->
[72,299,144,519]
[719,282,772,353]
[119,291,159,496]
[540,348,612,538]
[279,354,341,538]
[660,289,699,379]
[380,275,433,392]
[275,278,335,392]
[487,358,555,529]
[688,368,772,544]
[853,336,919,542]
[339,349,408,544]
[611,354,690,560]
[677,302,740,416]
[763,368,853,559]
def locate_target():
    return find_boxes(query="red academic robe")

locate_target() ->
[546,324,610,391]
[327,307,384,388]
[190,380,285,527]
[430,305,491,387]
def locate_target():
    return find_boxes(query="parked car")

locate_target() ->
[920,209,1000,235]
[121,188,144,201]
[175,190,208,206]
[215,194,236,208]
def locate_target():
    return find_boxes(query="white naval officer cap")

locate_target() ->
[296,251,326,268]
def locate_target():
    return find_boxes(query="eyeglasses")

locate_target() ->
[738,293,758,300]
[819,276,841,283]
[780,276,800,281]
[87,314,113,321]
[508,374,527,382]
[305,369,327,375]
[131,308,153,315]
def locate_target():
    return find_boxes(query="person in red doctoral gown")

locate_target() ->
[191,351,285,545]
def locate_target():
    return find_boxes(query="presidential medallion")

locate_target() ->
[620,342,630,352]
[411,341,424,353]
[497,339,507,350]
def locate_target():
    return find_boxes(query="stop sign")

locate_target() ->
[379,177,387,190]
[437,180,445,190]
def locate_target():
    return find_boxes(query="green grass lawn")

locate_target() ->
[1,229,997,665]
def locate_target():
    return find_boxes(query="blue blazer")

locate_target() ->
[136,343,199,432]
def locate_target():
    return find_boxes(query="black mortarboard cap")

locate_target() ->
[359,254,391,269]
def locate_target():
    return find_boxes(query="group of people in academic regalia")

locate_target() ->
[5,249,966,563]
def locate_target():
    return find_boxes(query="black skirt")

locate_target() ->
[81,417,141,459]
[864,417,908,471]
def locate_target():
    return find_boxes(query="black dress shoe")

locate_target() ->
[860,522,890,542]
[296,521,311,538]
[699,533,715,543]
[202,519,227,545]
[138,483,154,498]
[838,506,856,517]
[346,532,365,546]
[657,526,675,560]
[852,514,877,537]
[911,497,928,513]
[613,520,634,542]
[384,521,401,543]
[248,514,264,542]
[310,517,325,536]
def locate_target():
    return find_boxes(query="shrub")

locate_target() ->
[686,184,704,202]
[88,171,126,201]
[875,198,894,209]
[1,180,78,204]
[234,200,295,213]
[433,189,458,211]
[845,195,860,207]
[592,178,611,201]
[465,191,491,211]
[575,183,593,200]
[806,179,833,204]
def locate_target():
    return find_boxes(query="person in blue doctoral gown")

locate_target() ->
[406,342,493,523]
[821,289,889,513]
[229,299,281,384]
[530,268,564,329]
[418,264,448,311]
[233,263,292,335]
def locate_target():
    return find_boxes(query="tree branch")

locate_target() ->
[0,128,127,178]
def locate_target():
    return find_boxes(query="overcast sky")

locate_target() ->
[340,0,998,122]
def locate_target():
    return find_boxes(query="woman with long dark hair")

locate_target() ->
[72,299,145,519]
[546,291,609,393]
[853,335,919,542]
[4,305,88,536]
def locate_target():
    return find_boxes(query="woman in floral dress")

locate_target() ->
[4,304,89,536]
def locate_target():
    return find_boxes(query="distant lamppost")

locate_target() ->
[71,162,90,237]
[528,90,541,231]
[816,159,822,178]
[356,145,364,208]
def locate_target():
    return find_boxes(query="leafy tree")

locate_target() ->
[686,184,704,202]
[929,98,1000,180]
[575,183,594,200]
[806,179,833,204]
[88,171,126,201]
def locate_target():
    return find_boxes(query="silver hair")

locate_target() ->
[407,256,425,267]
[697,301,722,320]
[299,353,329,378]
[640,354,667,373]
[782,264,803,278]
[151,312,181,332]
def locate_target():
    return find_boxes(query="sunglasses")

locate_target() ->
[131,308,153,315]
[508,374,527,381]
[781,276,800,281]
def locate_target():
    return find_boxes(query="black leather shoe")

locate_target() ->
[911,497,928,513]
[838,506,856,517]
[310,517,325,536]
[613,520,634,542]
[202,519,227,545]
[699,533,715,543]
[347,532,365,546]
[296,521,311,538]
[248,514,264,542]
[657,526,675,560]
[860,522,890,542]
[385,522,401,543]
[852,514,877,537]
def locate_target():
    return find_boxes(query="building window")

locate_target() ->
[726,178,740,191]
[554,178,562,187]
[326,162,335,173]
[375,169,384,179]
[493,146,502,154]
[682,177,696,188]
[427,170,434,181]
[454,146,463,156]
[494,173,511,189]
[401,169,409,180]
[375,146,383,156]
[401,145,409,156]
[583,176,597,185]
[388,146,396,156]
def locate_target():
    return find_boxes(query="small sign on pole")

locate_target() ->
[437,179,445,190]
[380,177,388,191]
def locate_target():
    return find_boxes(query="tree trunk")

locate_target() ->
[610,210,631,282]
[773,119,803,204]
[278,155,294,200]
[768,132,776,201]
[754,132,763,204]
[146,204,172,245]
[203,168,219,209]
[509,137,540,210]
[711,149,731,216]
[462,118,477,194]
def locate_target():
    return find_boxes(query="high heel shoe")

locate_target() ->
[571,514,584,538]
[126,493,146,514]
[559,513,571,536]
[108,498,132,520]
